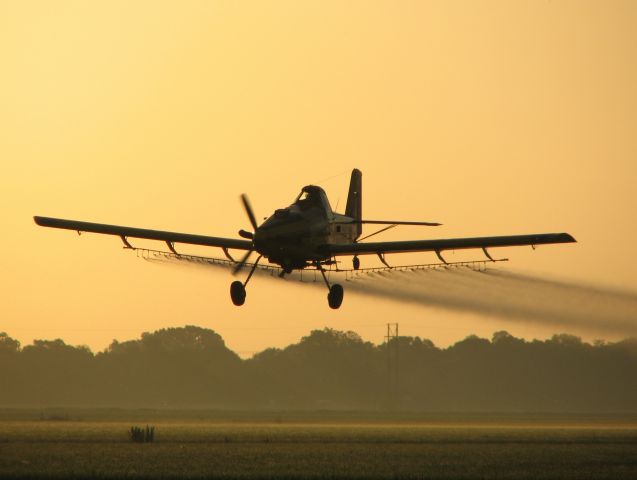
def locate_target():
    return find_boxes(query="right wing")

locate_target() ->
[324,232,576,256]
[33,216,252,250]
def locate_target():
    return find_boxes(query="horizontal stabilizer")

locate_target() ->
[337,219,442,226]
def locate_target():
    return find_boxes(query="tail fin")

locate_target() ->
[345,168,362,238]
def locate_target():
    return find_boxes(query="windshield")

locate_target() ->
[297,191,311,202]
[292,185,331,214]
[294,188,321,209]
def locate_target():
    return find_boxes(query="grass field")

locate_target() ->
[0,410,636,479]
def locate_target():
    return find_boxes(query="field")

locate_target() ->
[0,410,636,479]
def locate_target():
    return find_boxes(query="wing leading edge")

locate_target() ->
[33,216,252,250]
[323,232,576,256]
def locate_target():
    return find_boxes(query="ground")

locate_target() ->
[0,410,636,479]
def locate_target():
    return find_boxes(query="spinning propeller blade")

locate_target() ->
[233,249,253,275]
[234,194,258,275]
[241,194,258,231]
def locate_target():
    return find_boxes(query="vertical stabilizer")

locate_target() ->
[345,169,362,238]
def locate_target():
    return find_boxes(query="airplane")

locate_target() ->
[34,169,576,309]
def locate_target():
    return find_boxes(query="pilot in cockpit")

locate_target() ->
[295,187,321,210]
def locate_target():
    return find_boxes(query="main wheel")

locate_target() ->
[327,283,344,309]
[230,280,246,306]
[352,256,360,270]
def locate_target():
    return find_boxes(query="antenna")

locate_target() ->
[312,170,348,185]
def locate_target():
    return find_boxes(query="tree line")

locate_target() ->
[1,326,635,412]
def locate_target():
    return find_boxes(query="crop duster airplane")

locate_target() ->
[34,169,575,309]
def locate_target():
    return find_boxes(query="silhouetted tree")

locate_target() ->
[17,339,93,405]
[95,326,243,406]
[1,326,636,411]
[247,328,383,408]
[0,332,20,353]
[0,333,21,404]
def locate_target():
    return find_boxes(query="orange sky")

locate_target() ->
[1,1,636,356]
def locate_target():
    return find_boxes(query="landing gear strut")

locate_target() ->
[317,262,344,309]
[230,255,262,306]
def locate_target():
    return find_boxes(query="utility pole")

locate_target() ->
[385,323,399,409]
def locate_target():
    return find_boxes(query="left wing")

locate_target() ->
[34,216,252,250]
[323,232,576,256]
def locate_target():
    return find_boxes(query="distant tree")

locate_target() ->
[0,332,20,353]
[247,328,382,409]
[491,330,524,347]
[0,333,21,403]
[17,338,93,405]
[2,325,637,412]
[548,333,584,348]
[95,326,243,407]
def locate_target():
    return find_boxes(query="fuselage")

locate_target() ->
[253,185,358,271]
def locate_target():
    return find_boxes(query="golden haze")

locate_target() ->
[1,1,636,355]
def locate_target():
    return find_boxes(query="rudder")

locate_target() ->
[345,169,362,238]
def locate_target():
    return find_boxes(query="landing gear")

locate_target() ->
[230,281,246,306]
[352,255,360,270]
[316,262,344,309]
[327,284,344,309]
[229,255,262,306]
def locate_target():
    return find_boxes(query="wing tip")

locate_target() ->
[561,232,577,243]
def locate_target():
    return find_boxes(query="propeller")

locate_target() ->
[232,248,253,275]
[241,194,258,231]
[233,194,258,275]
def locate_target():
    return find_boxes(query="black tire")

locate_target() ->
[230,281,246,306]
[352,256,360,270]
[327,283,344,309]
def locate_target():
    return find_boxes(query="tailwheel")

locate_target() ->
[230,280,246,306]
[327,284,344,309]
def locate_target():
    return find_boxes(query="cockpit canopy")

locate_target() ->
[294,185,332,212]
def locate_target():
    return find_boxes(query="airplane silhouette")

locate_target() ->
[34,169,575,309]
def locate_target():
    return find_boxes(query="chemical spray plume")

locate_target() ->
[143,251,637,337]
[347,267,637,336]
